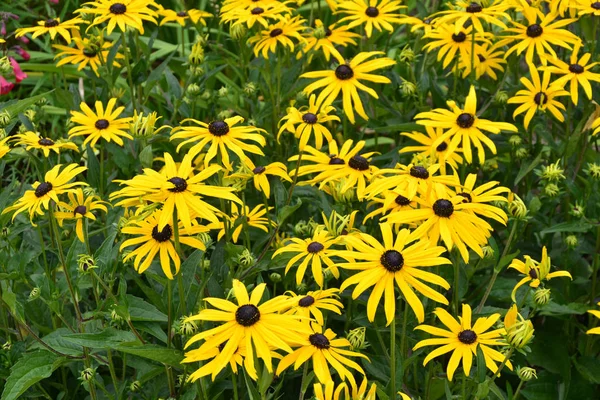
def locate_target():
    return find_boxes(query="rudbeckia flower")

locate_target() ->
[508,246,572,302]
[248,15,307,59]
[272,228,342,287]
[170,116,266,171]
[413,304,511,381]
[400,127,464,174]
[459,42,507,80]
[453,173,509,223]
[54,36,123,77]
[586,303,600,335]
[54,188,108,244]
[183,280,312,381]
[159,8,212,26]
[120,209,207,279]
[415,85,518,164]
[278,94,340,150]
[313,378,384,400]
[209,203,275,243]
[430,0,510,34]
[0,137,10,159]
[423,23,489,69]
[541,42,600,105]
[336,0,406,38]
[575,1,600,16]
[12,131,79,157]
[363,188,417,223]
[68,98,133,147]
[77,0,159,35]
[3,164,87,225]
[276,323,368,384]
[298,20,360,62]
[301,51,395,124]
[337,223,451,324]
[230,161,291,198]
[507,63,569,129]
[284,288,344,325]
[15,17,84,43]
[221,4,287,29]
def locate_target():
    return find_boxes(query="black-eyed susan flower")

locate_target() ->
[459,42,507,80]
[15,17,84,43]
[209,203,274,243]
[301,51,395,124]
[385,189,495,262]
[413,304,511,381]
[183,280,312,381]
[53,36,122,76]
[55,188,108,243]
[423,23,488,69]
[68,98,133,147]
[500,7,580,65]
[298,20,360,62]
[78,0,159,35]
[431,0,510,34]
[0,136,10,159]
[508,246,572,302]
[415,85,518,164]
[120,209,207,279]
[453,173,509,224]
[575,0,600,16]
[289,140,355,184]
[230,162,291,198]
[276,323,368,384]
[313,378,382,400]
[402,15,436,34]
[3,164,87,224]
[222,4,287,29]
[586,303,600,335]
[337,223,451,324]
[278,94,340,150]
[363,188,418,222]
[170,116,266,171]
[507,64,569,129]
[272,228,342,287]
[111,153,241,229]
[12,131,79,157]
[221,0,291,14]
[285,288,344,325]
[503,304,535,349]
[400,127,464,174]
[159,8,212,26]
[542,43,600,105]
[336,0,406,38]
[248,15,307,59]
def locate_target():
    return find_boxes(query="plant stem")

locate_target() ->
[298,362,309,400]
[120,31,137,111]
[514,379,525,400]
[390,315,397,400]
[232,369,239,400]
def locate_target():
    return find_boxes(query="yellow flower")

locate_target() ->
[503,304,535,349]
[459,42,507,80]
[507,63,569,129]
[508,246,572,302]
[53,36,122,77]
[415,85,518,164]
[68,98,133,147]
[336,0,406,38]
[414,304,512,381]
[230,162,291,198]
[15,17,84,43]
[313,378,381,400]
[248,15,307,59]
[337,223,451,324]
[400,127,464,174]
[298,20,360,62]
[431,0,510,34]
[3,164,87,225]
[575,1,600,16]
[0,136,10,159]
[54,188,108,243]
[423,23,489,70]
[284,288,344,325]
[159,8,212,26]
[221,4,287,29]
[12,131,79,157]
[586,302,600,335]
[301,51,395,124]
[208,203,274,243]
[77,0,159,34]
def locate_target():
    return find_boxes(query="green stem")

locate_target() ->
[84,218,91,255]
[514,379,525,400]
[99,145,105,197]
[232,368,239,400]
[298,362,309,400]
[490,348,514,382]
[106,350,119,393]
[390,316,397,400]
[120,31,137,111]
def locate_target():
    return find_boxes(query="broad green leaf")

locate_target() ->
[63,328,138,349]
[127,294,168,322]
[540,222,593,235]
[2,288,24,323]
[514,150,543,186]
[114,344,184,367]
[29,328,83,357]
[538,302,588,316]
[277,198,302,226]
[0,91,55,120]
[573,356,600,384]
[1,351,62,400]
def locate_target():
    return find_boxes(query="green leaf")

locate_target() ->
[573,356,600,384]
[495,250,520,273]
[127,295,168,322]
[0,91,54,120]
[538,301,588,316]
[277,198,302,226]
[514,150,543,186]
[144,52,176,96]
[86,145,100,190]
[139,144,154,169]
[540,222,593,235]
[1,351,62,400]
[488,380,507,400]
[29,329,83,356]
[243,370,262,400]
[2,288,24,323]
[528,326,570,376]
[63,328,138,349]
[114,344,183,367]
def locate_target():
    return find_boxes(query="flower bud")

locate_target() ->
[543,183,559,197]
[29,287,41,301]
[190,65,205,76]
[243,82,257,96]
[398,45,415,63]
[80,368,95,382]
[0,57,11,74]
[585,163,600,179]
[346,327,368,351]
[237,248,255,268]
[296,282,308,293]
[399,78,417,97]
[189,41,204,65]
[197,232,213,248]
[294,220,313,237]
[23,109,36,122]
[494,90,509,104]
[129,380,141,392]
[187,83,201,97]
[217,109,232,120]
[178,315,198,336]
[533,288,551,306]
[313,24,327,40]
[565,235,578,249]
[508,193,528,219]
[481,245,495,259]
[509,135,522,147]
[517,366,537,381]
[269,272,282,283]
[0,111,11,127]
[78,254,97,274]
[569,201,585,218]
[515,147,529,159]
[202,259,211,270]
[537,160,565,182]
[504,304,535,349]
[2,342,11,351]
[230,24,247,40]
[1,226,9,238]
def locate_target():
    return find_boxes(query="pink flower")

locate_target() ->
[49,0,59,3]
[1,21,6,36]
[18,36,29,44]
[13,46,30,61]
[0,76,14,95]
[9,57,27,83]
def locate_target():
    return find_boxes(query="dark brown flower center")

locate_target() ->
[74,205,87,215]
[329,156,345,165]
[252,166,266,174]
[44,19,59,28]
[569,63,584,74]
[529,268,538,279]
[38,138,55,146]
[335,64,354,80]
[457,192,472,203]
[168,177,188,192]
[325,28,332,36]
[83,49,97,57]
[458,329,477,344]
[109,3,127,14]
[466,2,482,12]
[309,333,330,349]
[299,295,315,307]
[348,155,369,171]
[307,241,324,253]
[395,194,411,206]
[365,6,379,17]
[477,54,486,62]
[177,11,188,17]
[593,2,600,9]
[35,182,53,198]
[151,224,172,242]
[410,166,429,179]
[95,119,110,130]
[526,24,543,38]
[208,120,230,136]
[436,142,448,152]
[302,112,318,124]
[380,250,404,272]
[251,7,264,14]
[452,32,467,43]
[235,304,260,326]
[433,199,454,217]
[270,28,283,37]
[534,92,548,105]
[456,113,475,128]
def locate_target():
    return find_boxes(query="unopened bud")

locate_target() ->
[187,83,201,96]
[28,287,41,300]
[517,366,537,381]
[565,235,578,249]
[346,327,368,351]
[494,90,509,104]
[130,380,141,392]
[269,272,282,283]
[230,24,247,40]
[80,368,95,382]
[533,288,551,306]
[509,135,522,147]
